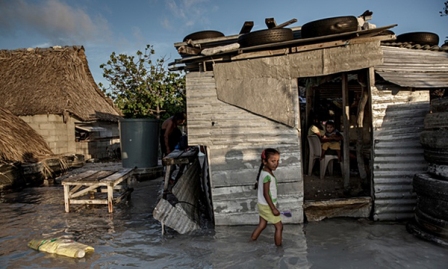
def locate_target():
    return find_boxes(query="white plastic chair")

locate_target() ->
[307,135,340,179]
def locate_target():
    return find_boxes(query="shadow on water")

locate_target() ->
[0,177,447,268]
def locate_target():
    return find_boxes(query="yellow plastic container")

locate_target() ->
[28,238,94,258]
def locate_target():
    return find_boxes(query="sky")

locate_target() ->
[1,0,447,88]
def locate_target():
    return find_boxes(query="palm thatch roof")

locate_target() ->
[0,46,121,121]
[0,107,53,163]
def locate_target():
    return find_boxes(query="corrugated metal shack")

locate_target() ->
[372,45,448,220]
[170,20,448,225]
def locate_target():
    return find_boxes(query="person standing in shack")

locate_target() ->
[160,112,186,157]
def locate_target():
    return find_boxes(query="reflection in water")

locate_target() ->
[0,180,309,268]
[1,179,447,268]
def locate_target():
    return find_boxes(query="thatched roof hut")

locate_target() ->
[0,46,121,121]
[0,107,53,163]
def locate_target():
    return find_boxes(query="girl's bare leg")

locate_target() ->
[274,221,283,246]
[251,217,267,240]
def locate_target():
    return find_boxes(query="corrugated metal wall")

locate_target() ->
[371,85,429,220]
[186,71,303,226]
[376,46,448,88]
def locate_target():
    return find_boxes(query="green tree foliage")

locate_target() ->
[99,45,185,119]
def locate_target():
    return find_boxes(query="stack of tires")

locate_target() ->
[407,97,448,247]
[238,15,358,48]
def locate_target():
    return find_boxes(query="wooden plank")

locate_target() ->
[108,185,114,213]
[62,170,115,184]
[342,72,350,189]
[239,21,253,34]
[177,45,201,55]
[303,197,372,222]
[231,48,290,60]
[162,149,198,165]
[64,185,70,212]
[70,184,101,199]
[61,170,99,184]
[69,199,108,205]
[165,149,198,159]
[290,39,350,53]
[100,168,133,183]
[288,34,390,59]
[274,18,298,29]
[84,170,116,181]
[265,17,277,29]
[69,184,83,195]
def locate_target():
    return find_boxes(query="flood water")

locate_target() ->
[1,174,447,268]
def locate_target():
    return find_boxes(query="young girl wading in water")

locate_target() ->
[251,148,283,246]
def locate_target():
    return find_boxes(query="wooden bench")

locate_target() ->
[62,168,134,213]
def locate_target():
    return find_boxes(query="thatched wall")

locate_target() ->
[0,108,53,163]
[0,46,121,121]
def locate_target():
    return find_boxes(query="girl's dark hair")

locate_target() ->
[254,148,280,190]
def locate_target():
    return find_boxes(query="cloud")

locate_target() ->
[0,0,112,45]
[164,0,212,30]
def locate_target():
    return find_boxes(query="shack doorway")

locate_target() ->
[299,70,373,221]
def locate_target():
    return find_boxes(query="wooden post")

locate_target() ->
[64,185,70,213]
[163,165,173,192]
[356,69,369,181]
[342,73,350,190]
[304,85,314,174]
[107,184,114,213]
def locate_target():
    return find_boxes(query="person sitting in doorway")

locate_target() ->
[321,120,343,162]
[307,113,324,138]
[160,112,186,157]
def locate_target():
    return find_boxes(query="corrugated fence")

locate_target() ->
[371,85,429,220]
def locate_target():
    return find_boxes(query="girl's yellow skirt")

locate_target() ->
[258,203,281,224]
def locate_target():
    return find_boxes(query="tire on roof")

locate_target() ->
[379,30,395,42]
[396,32,439,46]
[238,28,293,48]
[300,16,358,38]
[183,30,225,42]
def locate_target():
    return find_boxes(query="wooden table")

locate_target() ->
[62,168,134,213]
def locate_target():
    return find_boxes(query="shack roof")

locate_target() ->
[375,45,448,88]
[0,46,121,122]
[0,107,53,163]
[172,23,448,89]
[170,25,397,69]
